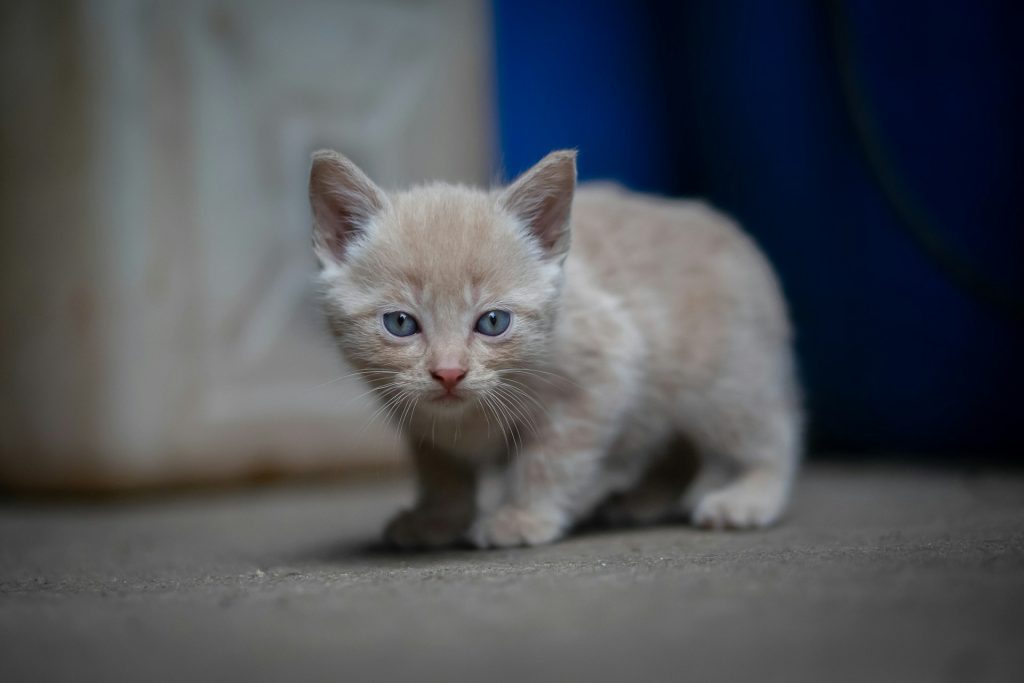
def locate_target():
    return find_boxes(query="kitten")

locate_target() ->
[309,149,801,549]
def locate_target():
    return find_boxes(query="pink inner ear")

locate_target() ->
[309,152,386,263]
[521,187,573,253]
[501,151,576,258]
[311,189,368,261]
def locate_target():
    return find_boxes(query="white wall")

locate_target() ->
[0,0,494,490]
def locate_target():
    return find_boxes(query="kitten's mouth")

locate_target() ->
[431,392,465,404]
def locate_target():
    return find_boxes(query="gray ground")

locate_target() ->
[1,462,1023,683]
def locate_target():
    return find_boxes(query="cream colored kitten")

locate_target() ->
[309,149,801,549]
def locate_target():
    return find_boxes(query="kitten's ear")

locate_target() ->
[309,150,387,267]
[499,149,577,261]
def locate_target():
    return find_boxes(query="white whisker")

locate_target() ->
[304,368,401,393]
[358,387,405,436]
[491,384,539,439]
[489,388,523,456]
[480,393,510,458]
[497,379,553,424]
[499,367,580,391]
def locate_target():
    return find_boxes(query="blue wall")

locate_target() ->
[493,0,1024,454]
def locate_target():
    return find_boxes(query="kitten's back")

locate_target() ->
[569,186,792,383]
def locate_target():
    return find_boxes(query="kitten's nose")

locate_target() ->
[430,368,467,392]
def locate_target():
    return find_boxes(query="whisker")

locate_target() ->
[480,393,510,458]
[489,389,524,456]
[358,387,405,436]
[499,367,580,390]
[491,385,539,439]
[398,394,419,434]
[382,391,412,429]
[476,397,492,439]
[305,368,401,392]
[409,398,420,432]
[498,379,553,423]
[343,381,403,408]
[498,388,539,448]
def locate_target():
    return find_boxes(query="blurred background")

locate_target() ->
[1,0,1021,493]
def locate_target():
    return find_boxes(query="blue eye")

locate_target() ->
[382,311,419,337]
[475,310,511,336]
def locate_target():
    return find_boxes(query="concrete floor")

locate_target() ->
[1,462,1022,682]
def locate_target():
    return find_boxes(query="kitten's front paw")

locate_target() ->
[384,507,471,550]
[468,505,567,548]
[692,485,785,530]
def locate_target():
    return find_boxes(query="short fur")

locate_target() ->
[310,149,802,548]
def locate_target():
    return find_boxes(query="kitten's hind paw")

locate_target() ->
[384,507,471,550]
[468,505,567,548]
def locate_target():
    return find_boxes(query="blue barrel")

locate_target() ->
[493,0,1024,454]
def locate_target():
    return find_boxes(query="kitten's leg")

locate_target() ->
[384,443,476,549]
[690,400,801,530]
[468,392,626,548]
[468,440,607,548]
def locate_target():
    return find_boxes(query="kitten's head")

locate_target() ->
[309,150,576,414]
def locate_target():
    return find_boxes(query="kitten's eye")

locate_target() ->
[475,310,511,337]
[382,311,420,337]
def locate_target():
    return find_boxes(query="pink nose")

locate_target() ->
[430,368,466,391]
